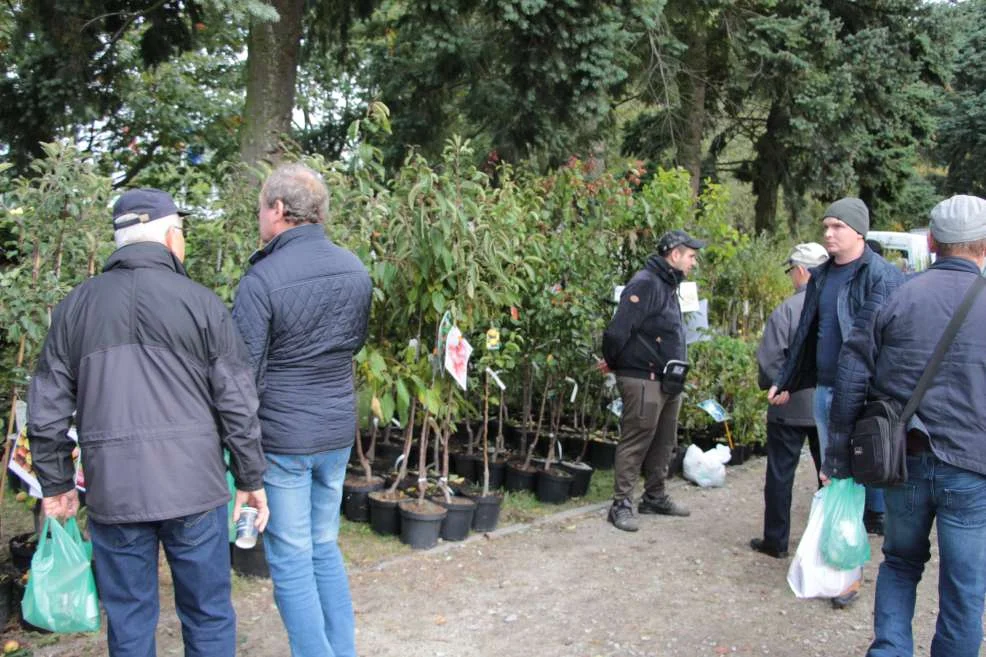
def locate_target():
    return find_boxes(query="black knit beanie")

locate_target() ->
[822,197,869,236]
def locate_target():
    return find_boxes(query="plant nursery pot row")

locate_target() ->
[231,541,270,579]
[373,488,504,547]
[504,460,595,503]
[342,475,385,523]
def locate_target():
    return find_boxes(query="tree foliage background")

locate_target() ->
[2,0,984,445]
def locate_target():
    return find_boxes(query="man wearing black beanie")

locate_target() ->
[765,197,904,608]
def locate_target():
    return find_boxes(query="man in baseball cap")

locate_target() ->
[751,242,828,560]
[28,186,267,656]
[601,228,707,531]
[823,194,986,654]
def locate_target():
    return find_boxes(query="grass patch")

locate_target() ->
[500,468,612,525]
[339,517,410,566]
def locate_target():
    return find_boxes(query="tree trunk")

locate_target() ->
[239,0,305,167]
[752,103,788,234]
[678,26,708,198]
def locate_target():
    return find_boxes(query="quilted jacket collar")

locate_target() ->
[930,256,981,275]
[643,252,684,287]
[250,223,325,265]
[103,242,188,277]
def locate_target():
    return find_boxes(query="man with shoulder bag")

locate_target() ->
[601,229,705,532]
[826,195,986,657]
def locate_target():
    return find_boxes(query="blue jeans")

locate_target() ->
[89,505,235,657]
[264,447,354,657]
[867,453,986,657]
[814,385,885,514]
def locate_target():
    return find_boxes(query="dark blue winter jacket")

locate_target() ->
[232,224,372,454]
[774,246,904,393]
[826,257,986,478]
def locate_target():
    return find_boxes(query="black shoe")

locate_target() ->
[749,538,788,559]
[863,511,885,536]
[831,590,859,609]
[638,495,690,517]
[608,500,638,532]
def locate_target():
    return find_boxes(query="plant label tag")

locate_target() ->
[485,367,506,391]
[678,282,700,313]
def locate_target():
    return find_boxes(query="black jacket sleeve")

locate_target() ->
[602,276,661,370]
[27,302,78,497]
[210,310,266,491]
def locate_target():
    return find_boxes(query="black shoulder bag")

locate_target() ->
[850,274,986,487]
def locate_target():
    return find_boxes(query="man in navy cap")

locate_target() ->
[602,229,705,532]
[28,188,268,657]
[826,195,986,656]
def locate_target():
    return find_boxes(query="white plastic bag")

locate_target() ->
[787,490,862,598]
[682,444,729,488]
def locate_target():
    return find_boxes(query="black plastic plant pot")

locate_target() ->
[398,499,447,550]
[467,492,503,532]
[342,475,385,523]
[559,460,594,498]
[368,491,402,536]
[504,461,538,492]
[432,496,476,542]
[536,468,573,504]
[728,444,748,466]
[232,540,270,578]
[0,574,13,629]
[588,440,617,470]
[374,442,405,470]
[9,532,37,572]
[474,457,506,490]
[451,452,477,480]
[668,445,686,479]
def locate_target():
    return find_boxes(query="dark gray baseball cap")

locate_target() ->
[929,195,986,244]
[657,229,706,255]
[112,188,190,230]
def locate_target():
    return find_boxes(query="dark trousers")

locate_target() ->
[761,422,821,552]
[614,376,681,503]
[89,504,235,657]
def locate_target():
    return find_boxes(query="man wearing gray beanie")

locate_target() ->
[766,196,904,608]
[824,195,986,656]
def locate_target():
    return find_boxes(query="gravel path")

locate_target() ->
[21,449,967,657]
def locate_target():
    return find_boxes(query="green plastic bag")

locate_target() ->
[22,517,100,633]
[820,478,871,570]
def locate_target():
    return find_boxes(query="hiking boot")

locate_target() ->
[863,510,885,536]
[749,538,789,559]
[638,495,690,517]
[608,500,638,532]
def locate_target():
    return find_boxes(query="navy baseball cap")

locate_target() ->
[112,188,190,230]
[657,229,706,255]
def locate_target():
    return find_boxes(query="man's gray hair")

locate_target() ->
[936,238,986,258]
[260,163,328,225]
[114,214,181,248]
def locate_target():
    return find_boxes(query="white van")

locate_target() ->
[866,230,933,273]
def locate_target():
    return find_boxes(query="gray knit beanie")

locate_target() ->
[822,197,869,236]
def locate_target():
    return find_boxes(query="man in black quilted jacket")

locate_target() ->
[602,229,705,532]
[29,188,268,657]
[768,197,904,607]
[232,163,372,657]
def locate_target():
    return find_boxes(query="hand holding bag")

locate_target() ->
[819,478,870,570]
[22,517,100,633]
[787,489,862,599]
